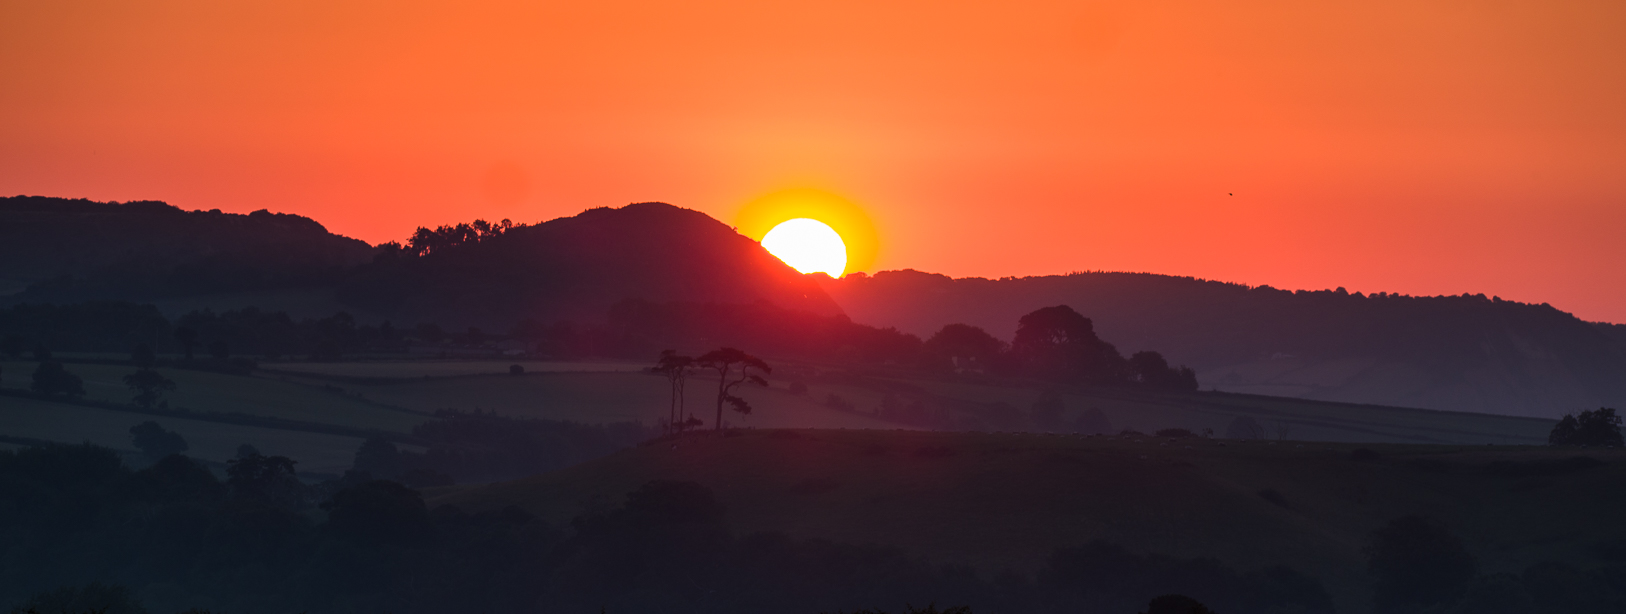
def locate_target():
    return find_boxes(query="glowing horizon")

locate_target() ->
[2,1,1624,322]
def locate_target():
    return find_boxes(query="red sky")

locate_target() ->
[3,1,1624,322]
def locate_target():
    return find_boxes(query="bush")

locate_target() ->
[30,361,84,397]
[128,421,188,460]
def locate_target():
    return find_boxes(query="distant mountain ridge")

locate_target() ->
[820,270,1626,417]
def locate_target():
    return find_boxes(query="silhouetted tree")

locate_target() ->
[696,348,771,431]
[321,480,432,545]
[1548,408,1623,447]
[123,368,176,408]
[129,421,188,460]
[1129,351,1200,392]
[130,343,156,369]
[1009,305,1127,384]
[352,437,404,479]
[173,327,198,360]
[922,323,1005,372]
[654,350,696,433]
[30,361,84,397]
[1365,515,1477,612]
[227,453,303,507]
[235,443,260,459]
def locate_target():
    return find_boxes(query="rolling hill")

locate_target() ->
[820,270,1626,417]
[432,428,1626,614]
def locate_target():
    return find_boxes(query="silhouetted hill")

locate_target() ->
[821,270,1626,417]
[341,202,843,328]
[0,196,374,300]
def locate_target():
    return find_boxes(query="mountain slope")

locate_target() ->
[821,270,1626,417]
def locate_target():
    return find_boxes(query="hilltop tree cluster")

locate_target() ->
[1548,408,1623,447]
[375,218,518,259]
[921,305,1199,391]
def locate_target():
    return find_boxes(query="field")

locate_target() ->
[0,394,366,474]
[432,428,1626,614]
[0,356,1559,483]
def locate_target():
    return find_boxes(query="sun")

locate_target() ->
[761,218,848,277]
[734,188,879,274]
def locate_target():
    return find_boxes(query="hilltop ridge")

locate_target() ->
[821,269,1626,416]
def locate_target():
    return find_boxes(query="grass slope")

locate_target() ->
[0,395,366,474]
[433,429,1626,614]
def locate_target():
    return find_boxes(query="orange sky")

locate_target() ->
[3,1,1624,322]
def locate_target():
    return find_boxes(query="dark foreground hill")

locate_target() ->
[0,196,375,300]
[820,270,1626,417]
[437,429,1626,614]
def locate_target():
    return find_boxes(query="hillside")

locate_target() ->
[0,196,375,302]
[821,270,1626,417]
[433,428,1626,614]
[338,202,843,328]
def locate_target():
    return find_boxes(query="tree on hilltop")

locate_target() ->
[696,348,770,432]
[1549,407,1623,447]
[1009,305,1127,384]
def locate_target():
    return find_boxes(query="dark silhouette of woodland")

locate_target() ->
[0,444,1344,614]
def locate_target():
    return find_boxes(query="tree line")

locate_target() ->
[0,443,1338,614]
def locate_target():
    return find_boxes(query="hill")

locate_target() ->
[339,202,843,328]
[433,428,1626,614]
[0,196,375,302]
[820,270,1626,417]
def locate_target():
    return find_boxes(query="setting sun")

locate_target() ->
[760,218,848,277]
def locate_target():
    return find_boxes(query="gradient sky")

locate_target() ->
[4,1,1624,322]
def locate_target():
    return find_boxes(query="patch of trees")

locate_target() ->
[0,445,1336,614]
[922,305,1198,391]
[374,218,517,259]
[1549,408,1623,447]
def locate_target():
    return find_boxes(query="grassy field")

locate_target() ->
[262,359,648,378]
[432,428,1626,614]
[0,395,366,474]
[0,356,1562,496]
[2,360,427,432]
